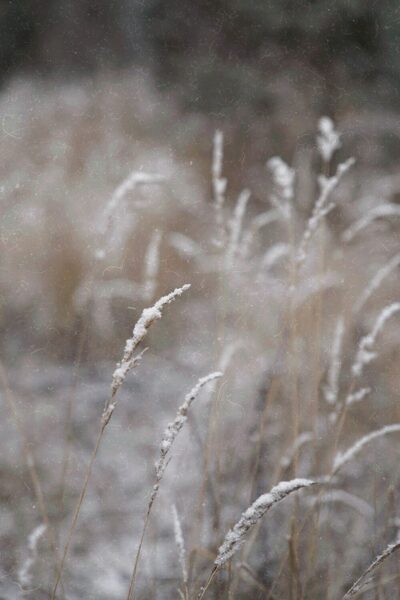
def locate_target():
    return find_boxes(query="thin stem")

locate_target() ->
[126,493,157,600]
[197,566,218,600]
[51,421,105,599]
[0,361,66,598]
[58,315,91,512]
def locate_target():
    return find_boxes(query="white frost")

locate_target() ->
[111,284,190,397]
[353,252,400,313]
[267,157,295,220]
[172,505,188,584]
[155,372,223,479]
[342,203,400,243]
[333,424,400,474]
[324,317,345,406]
[214,479,314,567]
[296,158,355,266]
[346,387,371,407]
[317,116,341,163]
[352,302,400,377]
[18,524,47,589]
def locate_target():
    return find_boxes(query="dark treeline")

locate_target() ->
[2,0,400,113]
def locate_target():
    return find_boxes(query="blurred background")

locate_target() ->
[3,0,400,113]
[2,0,400,356]
[2,3,400,599]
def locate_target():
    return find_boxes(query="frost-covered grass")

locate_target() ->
[1,76,400,599]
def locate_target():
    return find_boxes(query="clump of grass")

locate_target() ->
[6,100,400,599]
[127,372,222,600]
[198,479,315,599]
[215,479,315,567]
[52,285,191,599]
[111,285,191,397]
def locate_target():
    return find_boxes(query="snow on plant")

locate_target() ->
[324,316,345,406]
[317,116,341,163]
[212,129,227,246]
[225,189,251,267]
[172,505,188,588]
[345,387,371,407]
[267,156,295,220]
[127,372,222,600]
[239,209,279,259]
[111,284,191,399]
[18,524,47,590]
[155,372,223,480]
[342,203,400,243]
[53,285,191,599]
[343,538,400,599]
[260,243,290,270]
[333,424,400,474]
[142,230,162,301]
[353,252,400,313]
[296,157,355,266]
[6,96,400,600]
[96,171,165,259]
[214,479,315,567]
[351,302,400,378]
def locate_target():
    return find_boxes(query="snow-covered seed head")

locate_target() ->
[267,157,295,201]
[346,387,371,407]
[111,284,191,397]
[214,479,315,567]
[323,317,345,406]
[342,203,400,243]
[142,230,162,301]
[267,157,295,219]
[172,505,188,584]
[333,424,400,474]
[317,116,341,163]
[18,524,47,589]
[353,253,400,314]
[97,171,165,258]
[212,129,227,246]
[225,189,250,267]
[155,372,223,480]
[343,539,400,599]
[296,157,355,266]
[352,302,400,378]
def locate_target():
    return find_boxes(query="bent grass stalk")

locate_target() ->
[296,157,355,266]
[197,479,315,600]
[333,424,400,475]
[126,371,222,600]
[51,285,190,599]
[351,302,400,378]
[262,414,400,596]
[343,539,400,599]
[330,300,400,465]
[342,203,400,243]
[353,252,400,314]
